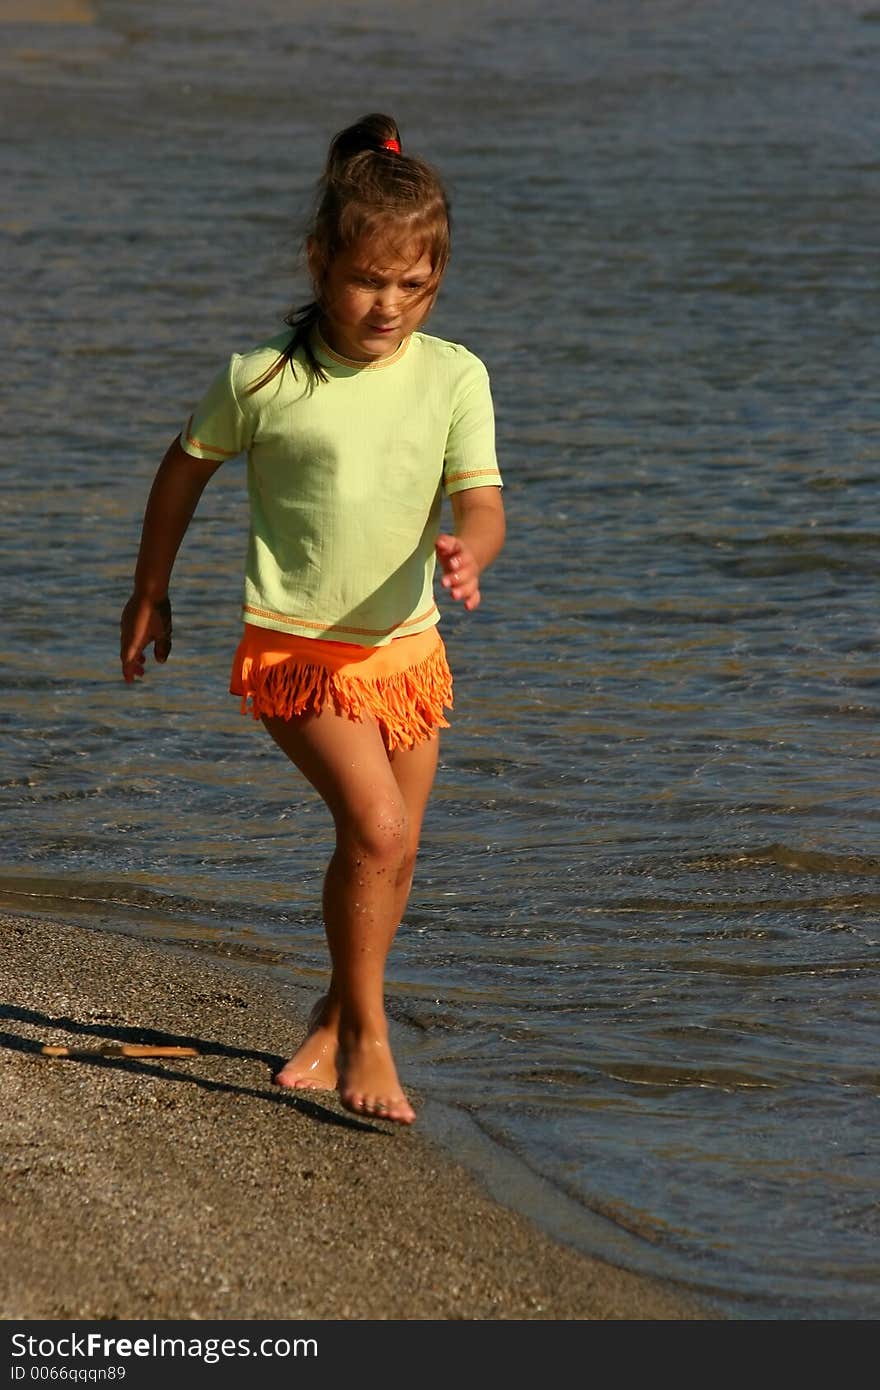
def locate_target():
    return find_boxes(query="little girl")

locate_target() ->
[120,113,505,1125]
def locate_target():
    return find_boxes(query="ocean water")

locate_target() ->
[3,0,880,1319]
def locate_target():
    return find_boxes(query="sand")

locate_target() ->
[0,2,95,22]
[0,910,713,1321]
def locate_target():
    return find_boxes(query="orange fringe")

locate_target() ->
[231,626,453,752]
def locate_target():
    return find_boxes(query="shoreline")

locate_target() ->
[1,910,712,1320]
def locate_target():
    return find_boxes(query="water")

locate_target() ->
[3,0,880,1319]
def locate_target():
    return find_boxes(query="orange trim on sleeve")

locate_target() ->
[445,468,502,485]
[182,416,239,459]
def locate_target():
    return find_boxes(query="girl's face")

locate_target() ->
[313,239,436,361]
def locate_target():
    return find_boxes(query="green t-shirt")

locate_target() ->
[180,329,502,646]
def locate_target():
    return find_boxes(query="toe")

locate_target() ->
[390,1098,416,1125]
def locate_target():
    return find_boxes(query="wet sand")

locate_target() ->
[0,2,95,22]
[0,911,712,1321]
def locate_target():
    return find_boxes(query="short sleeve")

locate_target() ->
[443,358,503,496]
[180,355,251,463]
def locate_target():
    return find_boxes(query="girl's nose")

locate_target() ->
[375,286,401,314]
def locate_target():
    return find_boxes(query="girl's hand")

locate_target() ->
[435,533,482,611]
[120,594,173,683]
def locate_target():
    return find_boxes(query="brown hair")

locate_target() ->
[246,113,451,393]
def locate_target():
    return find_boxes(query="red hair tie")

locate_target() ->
[381,138,401,152]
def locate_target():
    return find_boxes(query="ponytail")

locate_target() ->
[324,113,402,175]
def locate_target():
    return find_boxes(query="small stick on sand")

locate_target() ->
[41,1043,199,1059]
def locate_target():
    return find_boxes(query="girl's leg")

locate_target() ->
[264,707,438,1123]
[386,731,440,923]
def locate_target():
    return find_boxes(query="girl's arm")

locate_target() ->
[120,436,224,683]
[435,485,506,612]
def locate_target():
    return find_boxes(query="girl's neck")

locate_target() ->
[313,320,411,370]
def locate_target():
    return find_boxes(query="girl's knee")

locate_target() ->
[339,802,410,871]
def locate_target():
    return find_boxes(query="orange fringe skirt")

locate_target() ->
[230,623,453,752]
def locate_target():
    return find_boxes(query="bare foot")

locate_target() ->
[273,997,339,1093]
[337,1030,416,1125]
